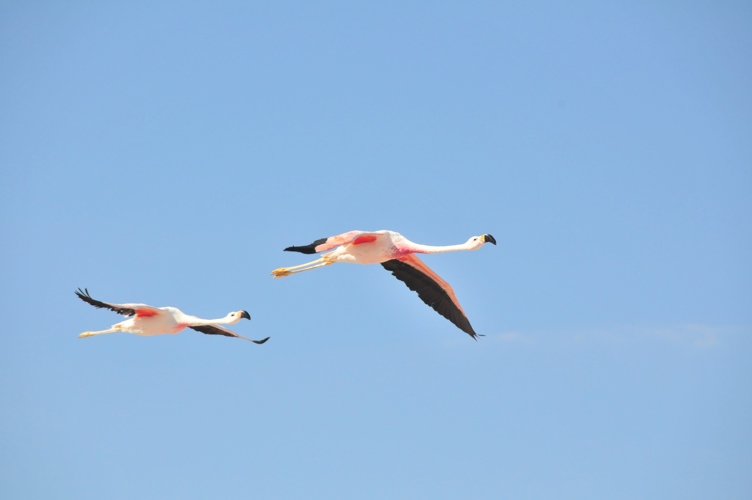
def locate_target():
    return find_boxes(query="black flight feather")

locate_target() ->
[284,237,328,254]
[189,324,236,337]
[75,288,137,317]
[380,260,477,339]
[189,325,270,344]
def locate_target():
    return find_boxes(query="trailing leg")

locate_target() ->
[271,258,332,278]
[78,325,121,338]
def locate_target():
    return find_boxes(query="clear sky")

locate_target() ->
[1,2,750,499]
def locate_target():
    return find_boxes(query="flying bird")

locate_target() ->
[75,288,269,344]
[271,230,496,339]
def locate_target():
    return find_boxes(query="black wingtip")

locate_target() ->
[284,237,327,254]
[283,245,313,254]
[381,259,479,339]
[252,336,270,345]
[75,288,92,302]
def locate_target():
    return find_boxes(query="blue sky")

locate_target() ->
[1,2,750,498]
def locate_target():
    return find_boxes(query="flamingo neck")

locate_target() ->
[406,241,476,255]
[186,315,237,326]
[210,315,238,325]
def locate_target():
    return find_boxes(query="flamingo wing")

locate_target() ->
[75,288,162,318]
[284,230,382,254]
[189,324,270,344]
[381,254,478,339]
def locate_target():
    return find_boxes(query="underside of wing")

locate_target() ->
[381,256,477,339]
[74,288,157,317]
[189,324,270,344]
[284,230,381,254]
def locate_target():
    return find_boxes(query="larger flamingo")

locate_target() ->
[271,230,496,339]
[75,288,269,344]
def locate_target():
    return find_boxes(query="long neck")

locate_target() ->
[210,314,239,325]
[186,314,238,326]
[407,240,476,255]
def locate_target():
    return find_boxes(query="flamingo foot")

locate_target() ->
[271,268,292,278]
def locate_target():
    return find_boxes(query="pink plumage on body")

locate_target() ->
[74,288,269,344]
[272,230,496,339]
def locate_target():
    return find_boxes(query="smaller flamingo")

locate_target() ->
[271,230,496,338]
[75,288,269,344]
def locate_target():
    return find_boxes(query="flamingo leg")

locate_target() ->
[275,258,325,272]
[79,325,121,338]
[271,258,332,278]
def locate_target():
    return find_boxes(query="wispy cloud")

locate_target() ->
[485,324,746,349]
[639,324,727,348]
[497,331,532,343]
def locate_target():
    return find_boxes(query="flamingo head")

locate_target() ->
[227,310,251,324]
[467,234,497,249]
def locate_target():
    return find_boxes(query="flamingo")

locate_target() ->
[75,288,270,344]
[271,231,496,339]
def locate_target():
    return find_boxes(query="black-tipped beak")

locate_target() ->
[484,234,497,245]
[240,310,251,320]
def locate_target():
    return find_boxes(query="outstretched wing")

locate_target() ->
[381,254,478,339]
[74,288,161,317]
[284,230,382,254]
[189,324,270,344]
